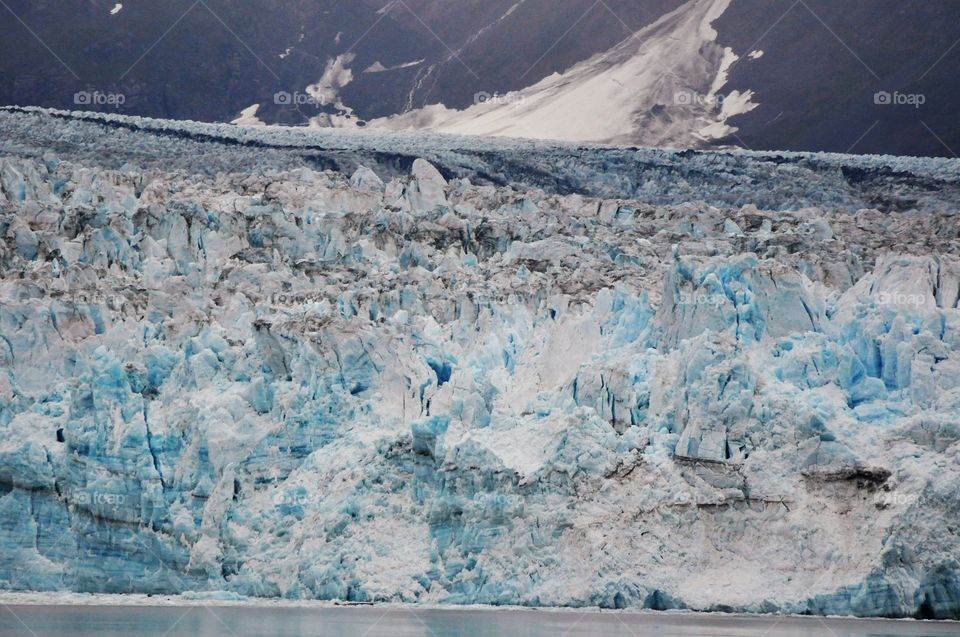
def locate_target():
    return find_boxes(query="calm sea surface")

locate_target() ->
[0,605,956,637]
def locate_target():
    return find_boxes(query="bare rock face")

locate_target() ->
[0,111,958,619]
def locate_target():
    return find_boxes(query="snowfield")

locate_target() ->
[0,107,958,619]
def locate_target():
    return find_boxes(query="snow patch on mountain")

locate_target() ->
[374,0,756,147]
[304,54,366,129]
[307,54,357,111]
[231,104,265,127]
[364,59,426,74]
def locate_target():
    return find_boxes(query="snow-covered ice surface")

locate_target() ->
[0,107,959,619]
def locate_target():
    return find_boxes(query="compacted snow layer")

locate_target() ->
[0,109,959,618]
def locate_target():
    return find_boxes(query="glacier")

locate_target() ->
[0,107,959,619]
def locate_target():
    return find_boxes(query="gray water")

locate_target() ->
[0,606,957,637]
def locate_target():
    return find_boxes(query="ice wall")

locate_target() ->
[0,144,958,618]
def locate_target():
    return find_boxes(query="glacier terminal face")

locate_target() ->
[0,109,959,619]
